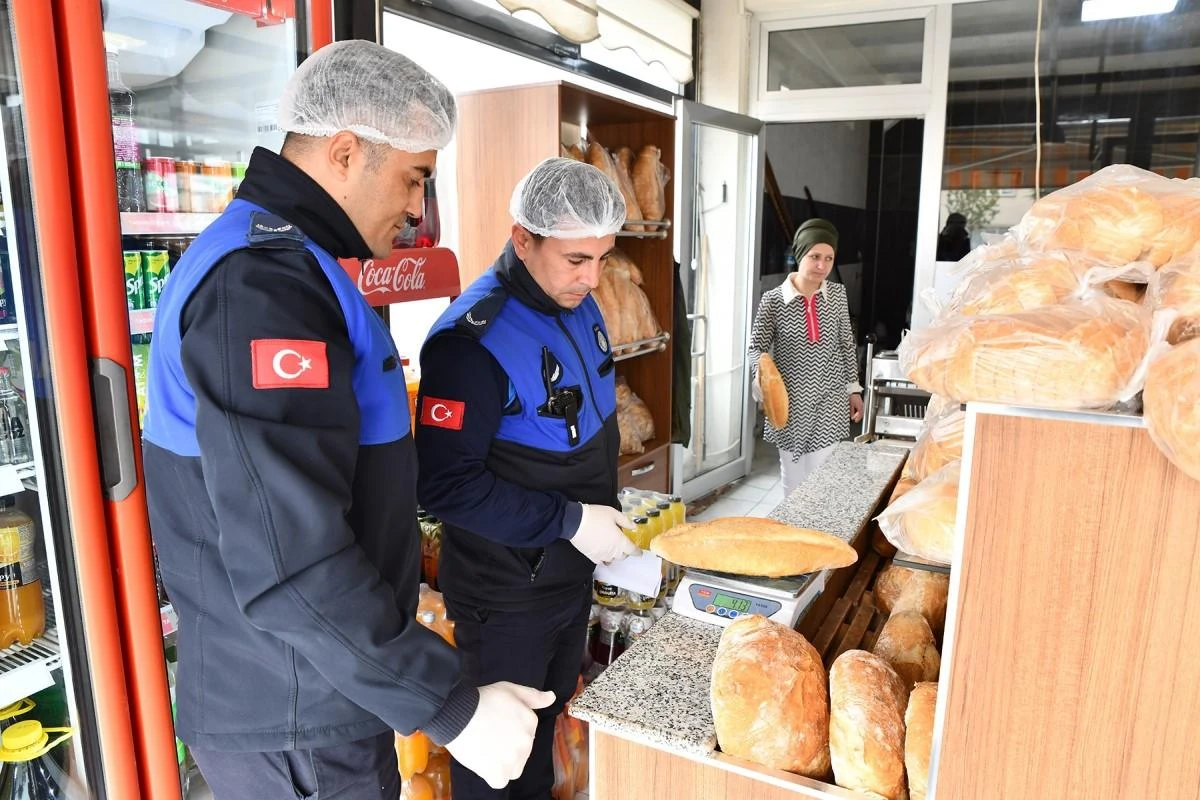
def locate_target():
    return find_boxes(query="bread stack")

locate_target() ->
[711,616,943,800]
[592,248,663,349]
[563,137,671,231]
[616,378,655,455]
[1142,337,1200,481]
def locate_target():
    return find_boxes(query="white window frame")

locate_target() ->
[748,3,953,331]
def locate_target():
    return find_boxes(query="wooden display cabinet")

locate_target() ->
[456,82,677,492]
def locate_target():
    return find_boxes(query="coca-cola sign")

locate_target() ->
[340,247,461,307]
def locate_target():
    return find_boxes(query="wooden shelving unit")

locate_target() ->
[457,82,677,492]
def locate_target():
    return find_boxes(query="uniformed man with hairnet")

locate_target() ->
[416,158,639,800]
[143,41,552,799]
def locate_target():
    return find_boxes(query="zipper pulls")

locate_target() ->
[529,551,546,582]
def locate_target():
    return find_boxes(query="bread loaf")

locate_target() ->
[888,476,917,505]
[1103,280,1147,304]
[758,352,789,429]
[1150,254,1200,344]
[829,650,908,800]
[872,611,941,692]
[615,147,645,232]
[592,253,661,347]
[617,411,644,455]
[649,517,857,578]
[874,564,950,636]
[877,463,959,566]
[905,683,938,800]
[1143,338,1200,481]
[1018,181,1164,266]
[633,145,667,221]
[586,140,621,187]
[564,143,586,162]
[871,527,898,559]
[1147,192,1200,267]
[900,296,1151,409]
[948,255,1082,318]
[711,616,831,778]
[903,407,964,483]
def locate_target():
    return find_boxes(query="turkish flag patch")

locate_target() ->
[250,339,330,390]
[420,397,466,431]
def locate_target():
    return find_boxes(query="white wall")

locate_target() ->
[765,122,871,211]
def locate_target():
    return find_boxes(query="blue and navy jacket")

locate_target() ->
[417,242,620,613]
[141,148,476,752]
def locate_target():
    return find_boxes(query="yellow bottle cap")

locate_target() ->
[0,698,34,722]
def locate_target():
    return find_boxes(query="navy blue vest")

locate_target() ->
[426,268,617,454]
[143,199,410,455]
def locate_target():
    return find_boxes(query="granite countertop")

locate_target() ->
[570,440,906,754]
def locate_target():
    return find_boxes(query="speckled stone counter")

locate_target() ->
[570,441,906,757]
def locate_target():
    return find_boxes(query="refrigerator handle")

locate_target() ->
[91,358,138,502]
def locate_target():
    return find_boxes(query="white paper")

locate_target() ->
[0,466,21,497]
[593,551,663,598]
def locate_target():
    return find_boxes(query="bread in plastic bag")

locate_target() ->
[943,253,1084,318]
[1014,165,1200,268]
[877,462,959,566]
[899,295,1152,409]
[902,405,965,483]
[1142,337,1200,482]
[1148,248,1200,344]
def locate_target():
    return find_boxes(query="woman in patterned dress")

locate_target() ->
[750,218,864,495]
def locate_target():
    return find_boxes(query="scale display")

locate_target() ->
[686,583,781,620]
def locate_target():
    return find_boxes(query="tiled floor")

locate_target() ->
[689,441,785,522]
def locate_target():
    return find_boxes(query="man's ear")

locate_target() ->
[511,223,535,260]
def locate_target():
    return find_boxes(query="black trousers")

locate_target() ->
[191,731,398,800]
[446,586,591,800]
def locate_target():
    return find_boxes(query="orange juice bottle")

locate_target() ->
[0,498,43,649]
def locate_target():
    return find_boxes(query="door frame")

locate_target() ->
[748,3,953,332]
[672,99,766,502]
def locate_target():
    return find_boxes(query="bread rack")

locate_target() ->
[612,331,671,362]
[861,335,929,440]
[617,218,672,240]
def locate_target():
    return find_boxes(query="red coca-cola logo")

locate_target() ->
[340,247,460,307]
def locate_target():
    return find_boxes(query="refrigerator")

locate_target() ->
[0,0,332,797]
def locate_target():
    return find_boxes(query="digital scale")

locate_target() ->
[672,568,828,628]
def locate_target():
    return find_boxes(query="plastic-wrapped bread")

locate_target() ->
[902,406,964,483]
[874,564,950,636]
[711,616,831,778]
[617,411,644,456]
[1147,190,1200,267]
[1142,338,1200,481]
[616,379,655,442]
[586,139,622,187]
[592,269,626,345]
[877,463,959,566]
[888,476,917,505]
[633,145,669,221]
[899,296,1152,409]
[944,254,1083,318]
[758,352,788,429]
[905,683,938,800]
[1015,165,1167,266]
[615,147,645,232]
[872,611,941,692]
[1148,251,1200,344]
[829,650,908,800]
[650,517,857,578]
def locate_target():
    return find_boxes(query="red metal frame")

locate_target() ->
[52,1,183,797]
[11,1,144,797]
[310,0,332,50]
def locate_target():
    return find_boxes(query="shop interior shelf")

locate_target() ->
[612,332,671,363]
[0,462,36,496]
[129,308,156,335]
[894,551,951,575]
[0,629,61,710]
[122,212,221,236]
[619,438,668,470]
[0,324,17,341]
[161,604,179,645]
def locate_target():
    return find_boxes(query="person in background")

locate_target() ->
[142,41,551,799]
[750,218,864,496]
[937,212,972,261]
[415,157,639,800]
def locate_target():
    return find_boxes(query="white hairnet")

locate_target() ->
[277,40,457,153]
[510,158,627,239]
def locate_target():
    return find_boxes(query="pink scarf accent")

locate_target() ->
[802,294,820,343]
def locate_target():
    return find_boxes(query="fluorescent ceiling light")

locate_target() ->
[1081,0,1177,22]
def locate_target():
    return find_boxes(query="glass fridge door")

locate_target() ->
[99,2,308,796]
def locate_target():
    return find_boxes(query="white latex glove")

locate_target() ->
[751,371,764,403]
[569,504,640,565]
[445,682,555,790]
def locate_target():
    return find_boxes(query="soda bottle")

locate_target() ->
[106,51,144,213]
[0,720,80,799]
[0,497,44,649]
[0,243,15,326]
[413,180,440,248]
[0,370,30,466]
